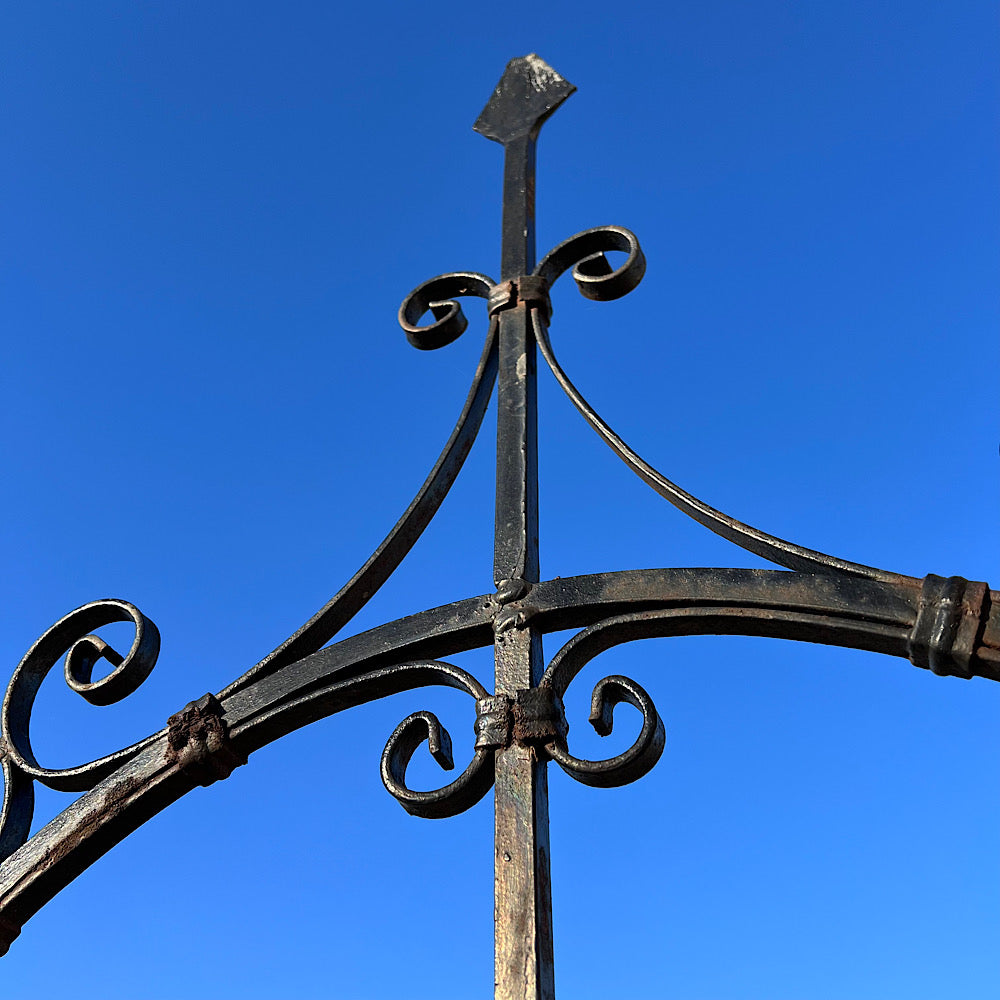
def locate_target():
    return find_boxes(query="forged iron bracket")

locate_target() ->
[512,687,568,748]
[475,695,512,750]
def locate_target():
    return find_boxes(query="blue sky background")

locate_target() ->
[2,3,997,998]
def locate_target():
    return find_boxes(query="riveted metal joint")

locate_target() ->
[494,605,539,635]
[495,577,531,605]
[492,577,538,635]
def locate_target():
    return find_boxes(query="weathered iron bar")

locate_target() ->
[475,55,574,1000]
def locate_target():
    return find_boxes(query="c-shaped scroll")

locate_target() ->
[539,621,665,789]
[1,600,161,862]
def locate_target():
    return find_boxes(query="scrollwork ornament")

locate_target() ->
[381,711,495,819]
[398,271,496,350]
[0,599,161,861]
[0,749,33,864]
[544,675,664,788]
[373,660,496,820]
[531,225,902,583]
[535,225,646,302]
[541,625,665,789]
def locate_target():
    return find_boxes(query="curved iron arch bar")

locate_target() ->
[536,604,903,791]
[3,566,997,952]
[532,225,906,584]
[2,51,993,996]
[0,273,500,871]
[0,655,495,955]
[3,221,997,958]
[224,273,498,698]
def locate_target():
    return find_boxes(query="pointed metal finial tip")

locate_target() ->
[473,54,576,145]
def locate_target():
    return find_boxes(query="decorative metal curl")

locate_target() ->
[544,675,664,788]
[398,271,495,351]
[535,225,646,301]
[374,660,495,820]
[530,225,902,585]
[540,618,665,788]
[0,754,32,867]
[227,285,500,699]
[0,600,161,862]
[382,711,493,819]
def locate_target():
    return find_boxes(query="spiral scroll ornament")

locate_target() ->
[535,224,647,302]
[530,225,904,583]
[539,618,665,789]
[376,660,495,819]
[0,600,161,862]
[544,674,665,789]
[398,271,496,351]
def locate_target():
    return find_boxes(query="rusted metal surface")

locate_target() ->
[165,693,246,786]
[1,51,996,998]
[908,574,991,678]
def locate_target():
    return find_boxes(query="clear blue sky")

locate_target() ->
[3,3,997,998]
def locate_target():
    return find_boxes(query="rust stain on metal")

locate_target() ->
[38,774,146,875]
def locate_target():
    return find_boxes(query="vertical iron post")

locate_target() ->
[493,129,550,998]
[474,55,575,1000]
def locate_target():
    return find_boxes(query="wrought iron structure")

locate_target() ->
[1,55,996,999]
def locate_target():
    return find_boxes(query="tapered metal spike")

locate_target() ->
[474,53,575,144]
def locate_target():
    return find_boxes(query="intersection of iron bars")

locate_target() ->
[1,55,997,1000]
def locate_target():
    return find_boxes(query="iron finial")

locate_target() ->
[473,54,575,144]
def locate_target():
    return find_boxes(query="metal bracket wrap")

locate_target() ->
[488,276,552,323]
[166,694,246,786]
[908,574,990,679]
[475,695,512,750]
[512,688,568,747]
[473,688,568,750]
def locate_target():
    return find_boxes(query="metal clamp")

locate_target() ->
[473,687,567,750]
[908,574,990,679]
[475,695,512,750]
[166,693,246,786]
[488,276,552,323]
